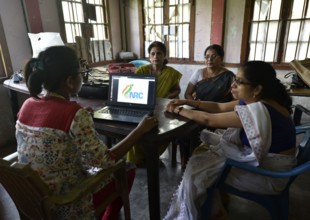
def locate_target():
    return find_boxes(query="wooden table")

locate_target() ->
[3,79,199,220]
[289,88,310,97]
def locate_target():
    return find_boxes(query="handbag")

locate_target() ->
[284,72,309,88]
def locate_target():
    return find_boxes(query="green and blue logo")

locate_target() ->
[122,84,144,99]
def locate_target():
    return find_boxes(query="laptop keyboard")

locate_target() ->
[99,107,148,117]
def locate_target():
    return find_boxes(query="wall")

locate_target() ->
[0,0,30,149]
[193,0,212,61]
[0,83,15,147]
[0,0,32,71]
[224,0,245,63]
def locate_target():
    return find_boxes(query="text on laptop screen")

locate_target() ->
[109,74,156,107]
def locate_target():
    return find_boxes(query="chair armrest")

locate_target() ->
[293,104,310,125]
[296,123,310,148]
[296,123,310,134]
[50,160,127,205]
[222,159,310,179]
[3,152,18,162]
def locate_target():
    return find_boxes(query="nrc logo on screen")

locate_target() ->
[122,84,144,99]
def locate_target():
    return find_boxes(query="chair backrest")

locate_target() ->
[129,60,150,68]
[296,125,310,165]
[0,159,52,219]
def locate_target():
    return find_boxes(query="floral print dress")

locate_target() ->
[16,96,117,219]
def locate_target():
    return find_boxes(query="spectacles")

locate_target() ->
[204,55,218,60]
[233,76,256,86]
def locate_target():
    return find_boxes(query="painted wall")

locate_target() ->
[193,0,212,61]
[37,0,61,32]
[224,0,245,63]
[0,0,32,71]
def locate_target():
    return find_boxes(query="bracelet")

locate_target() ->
[177,106,184,115]
[108,150,118,160]
[196,100,201,109]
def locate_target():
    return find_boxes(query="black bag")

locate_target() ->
[284,72,309,88]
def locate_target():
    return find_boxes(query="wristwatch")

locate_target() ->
[176,106,184,115]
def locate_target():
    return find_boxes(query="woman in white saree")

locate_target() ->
[164,61,297,220]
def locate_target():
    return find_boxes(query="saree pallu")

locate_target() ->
[163,102,297,220]
[195,70,234,102]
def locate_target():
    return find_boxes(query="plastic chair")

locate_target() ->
[201,123,310,220]
[0,155,131,220]
[129,60,150,68]
[293,104,310,126]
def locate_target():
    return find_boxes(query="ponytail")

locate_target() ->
[23,46,80,99]
[242,61,292,113]
[24,58,46,99]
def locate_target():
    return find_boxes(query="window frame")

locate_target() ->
[140,0,196,62]
[0,16,12,78]
[241,0,310,69]
[56,0,113,65]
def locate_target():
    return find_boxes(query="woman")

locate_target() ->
[180,44,235,168]
[127,41,182,165]
[16,46,158,219]
[184,44,234,102]
[164,61,297,219]
[135,41,182,99]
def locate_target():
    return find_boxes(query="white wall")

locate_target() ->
[125,0,142,58]
[38,0,61,32]
[194,0,212,61]
[0,0,32,71]
[224,0,245,63]
[109,0,122,58]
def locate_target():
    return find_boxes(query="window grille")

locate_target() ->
[58,0,112,63]
[142,0,194,60]
[248,0,310,63]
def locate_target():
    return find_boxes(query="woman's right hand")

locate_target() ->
[136,115,158,134]
[168,99,187,106]
[165,99,187,113]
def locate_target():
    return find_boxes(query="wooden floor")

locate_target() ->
[1,148,310,220]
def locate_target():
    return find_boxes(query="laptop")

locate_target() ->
[93,73,157,123]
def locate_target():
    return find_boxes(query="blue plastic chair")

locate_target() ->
[201,123,310,220]
[129,60,150,68]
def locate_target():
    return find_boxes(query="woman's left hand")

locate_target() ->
[84,106,94,114]
[165,99,183,113]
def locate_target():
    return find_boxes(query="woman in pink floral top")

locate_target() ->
[16,46,158,219]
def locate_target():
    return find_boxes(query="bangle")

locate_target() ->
[196,100,201,109]
[177,106,184,115]
[108,150,118,160]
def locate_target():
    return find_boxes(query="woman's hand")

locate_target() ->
[83,106,94,114]
[165,99,186,113]
[136,115,159,133]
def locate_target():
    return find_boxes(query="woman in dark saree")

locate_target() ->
[184,44,234,102]
[180,45,235,168]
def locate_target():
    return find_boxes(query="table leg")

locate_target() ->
[145,142,160,220]
[9,90,19,122]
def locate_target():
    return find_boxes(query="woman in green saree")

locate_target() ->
[127,41,182,165]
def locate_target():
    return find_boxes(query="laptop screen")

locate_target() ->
[108,73,157,109]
